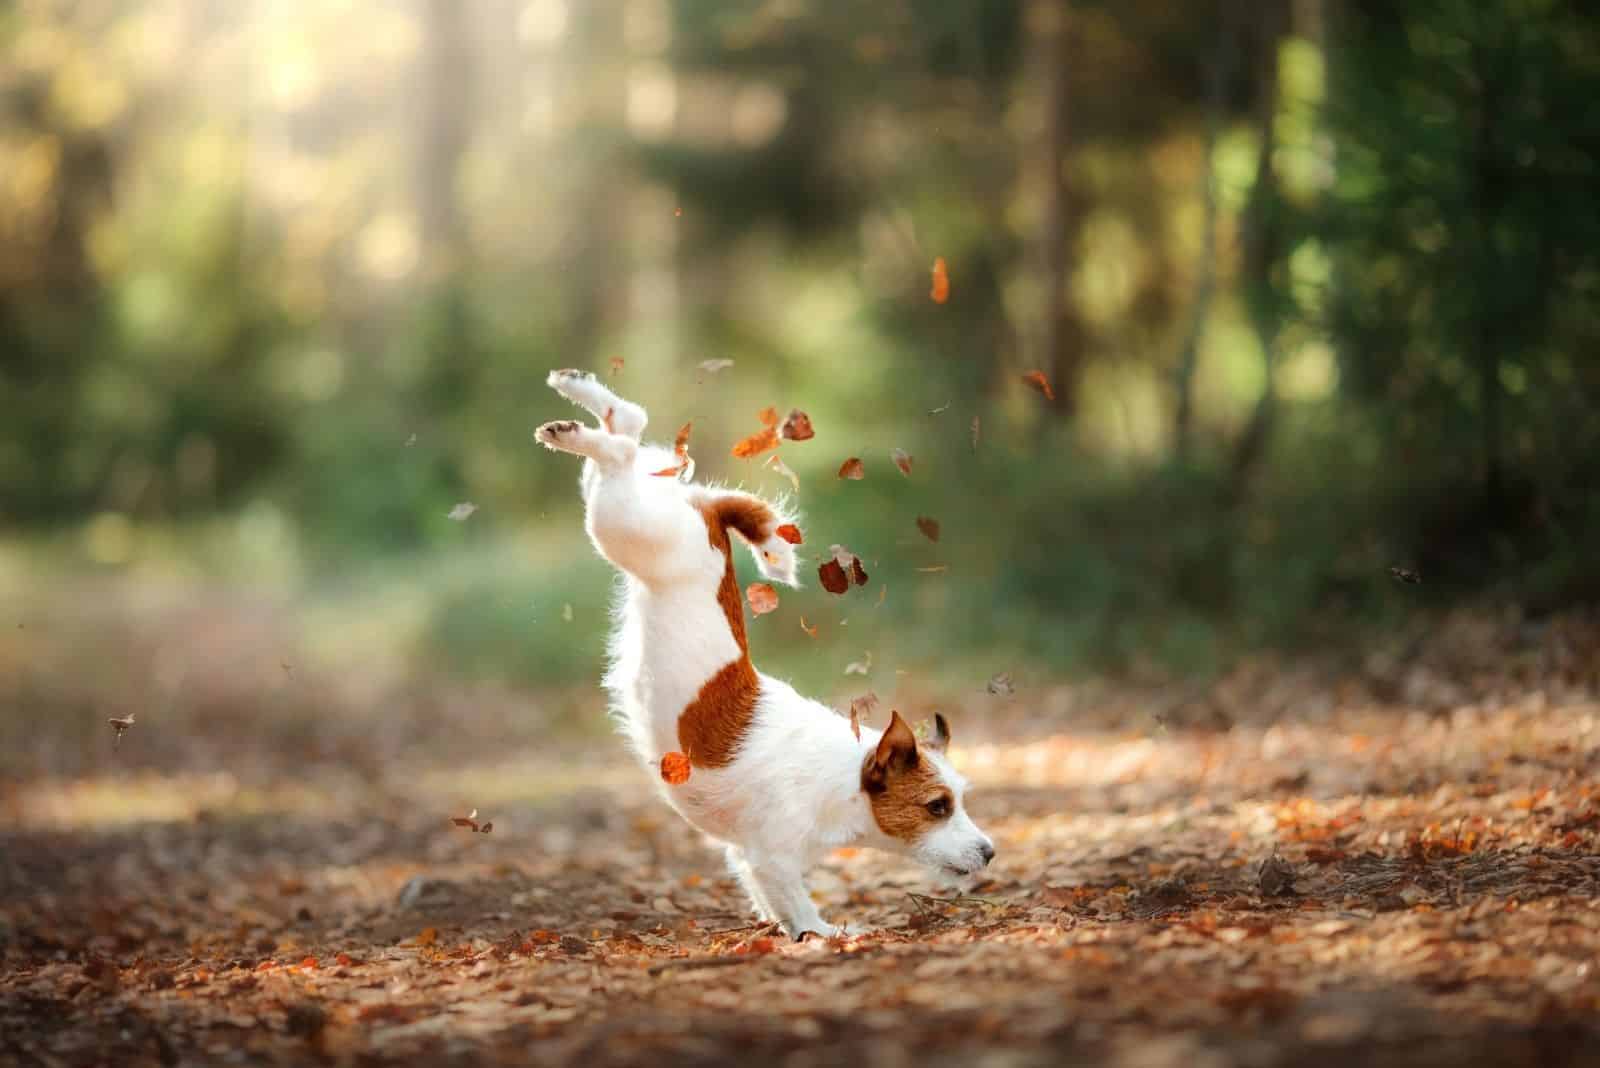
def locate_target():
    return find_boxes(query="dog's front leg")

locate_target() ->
[743,850,836,941]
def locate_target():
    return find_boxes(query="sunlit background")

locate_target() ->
[4,0,1599,787]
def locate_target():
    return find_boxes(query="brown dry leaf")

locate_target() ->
[108,713,135,748]
[608,356,625,377]
[766,454,800,491]
[799,616,818,638]
[651,421,695,479]
[818,559,849,595]
[1021,370,1056,401]
[930,257,950,303]
[986,672,1015,696]
[697,358,735,375]
[891,448,913,476]
[775,523,803,545]
[746,583,780,616]
[780,409,815,441]
[838,457,865,480]
[660,751,691,785]
[915,516,941,542]
[1389,566,1423,584]
[450,808,492,833]
[412,927,439,947]
[849,692,879,740]
[851,557,869,586]
[844,651,873,677]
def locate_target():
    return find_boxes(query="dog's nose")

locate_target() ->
[979,841,996,866]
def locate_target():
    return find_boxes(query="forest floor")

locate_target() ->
[3,609,1600,1067]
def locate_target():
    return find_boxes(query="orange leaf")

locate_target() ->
[1021,370,1056,401]
[818,559,849,595]
[838,457,865,480]
[799,616,818,638]
[608,356,625,377]
[299,956,319,970]
[775,523,803,545]
[915,516,940,542]
[660,751,691,785]
[780,409,815,441]
[732,426,780,459]
[891,448,913,476]
[930,257,950,304]
[746,582,780,615]
[758,406,779,428]
[652,420,695,477]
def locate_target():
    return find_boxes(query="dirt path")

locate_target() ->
[5,687,1599,1067]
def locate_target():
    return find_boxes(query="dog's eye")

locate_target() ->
[925,797,950,819]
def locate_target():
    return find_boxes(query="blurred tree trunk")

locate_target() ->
[1467,35,1505,511]
[418,0,472,275]
[1027,0,1075,414]
[1229,3,1291,490]
[1173,2,1237,462]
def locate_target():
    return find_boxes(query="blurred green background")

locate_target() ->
[3,0,1599,752]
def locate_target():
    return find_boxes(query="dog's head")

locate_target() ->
[860,710,995,878]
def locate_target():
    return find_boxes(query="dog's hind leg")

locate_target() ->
[726,845,777,924]
[546,369,648,441]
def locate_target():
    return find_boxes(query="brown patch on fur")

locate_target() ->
[675,496,778,768]
[861,710,948,842]
[677,657,761,768]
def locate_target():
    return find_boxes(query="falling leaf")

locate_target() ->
[1021,370,1056,401]
[108,713,135,748]
[844,651,873,676]
[970,416,981,453]
[876,585,886,607]
[697,358,735,376]
[450,808,492,833]
[928,401,951,414]
[448,502,477,521]
[661,752,691,785]
[746,583,780,616]
[838,457,865,480]
[1389,567,1422,584]
[732,408,782,458]
[930,257,950,303]
[766,455,800,492]
[608,356,625,377]
[986,672,1015,696]
[891,448,913,476]
[780,409,815,441]
[405,433,417,447]
[916,565,949,573]
[652,421,695,479]
[673,207,682,217]
[848,692,879,740]
[915,516,941,542]
[821,545,870,592]
[413,927,439,947]
[561,603,574,623]
[775,523,803,545]
[799,616,818,638]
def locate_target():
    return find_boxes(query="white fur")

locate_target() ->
[537,370,994,938]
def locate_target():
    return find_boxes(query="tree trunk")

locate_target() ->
[1028,0,1074,414]
[1174,1,1236,462]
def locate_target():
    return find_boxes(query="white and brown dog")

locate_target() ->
[536,370,994,938]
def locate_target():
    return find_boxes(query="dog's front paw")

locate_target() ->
[546,368,597,398]
[535,419,583,450]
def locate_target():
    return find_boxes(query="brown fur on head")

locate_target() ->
[860,711,955,843]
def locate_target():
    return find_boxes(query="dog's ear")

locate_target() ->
[926,713,951,754]
[864,710,919,792]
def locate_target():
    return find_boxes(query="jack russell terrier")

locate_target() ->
[536,369,995,938]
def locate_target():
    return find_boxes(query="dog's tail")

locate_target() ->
[699,491,801,588]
